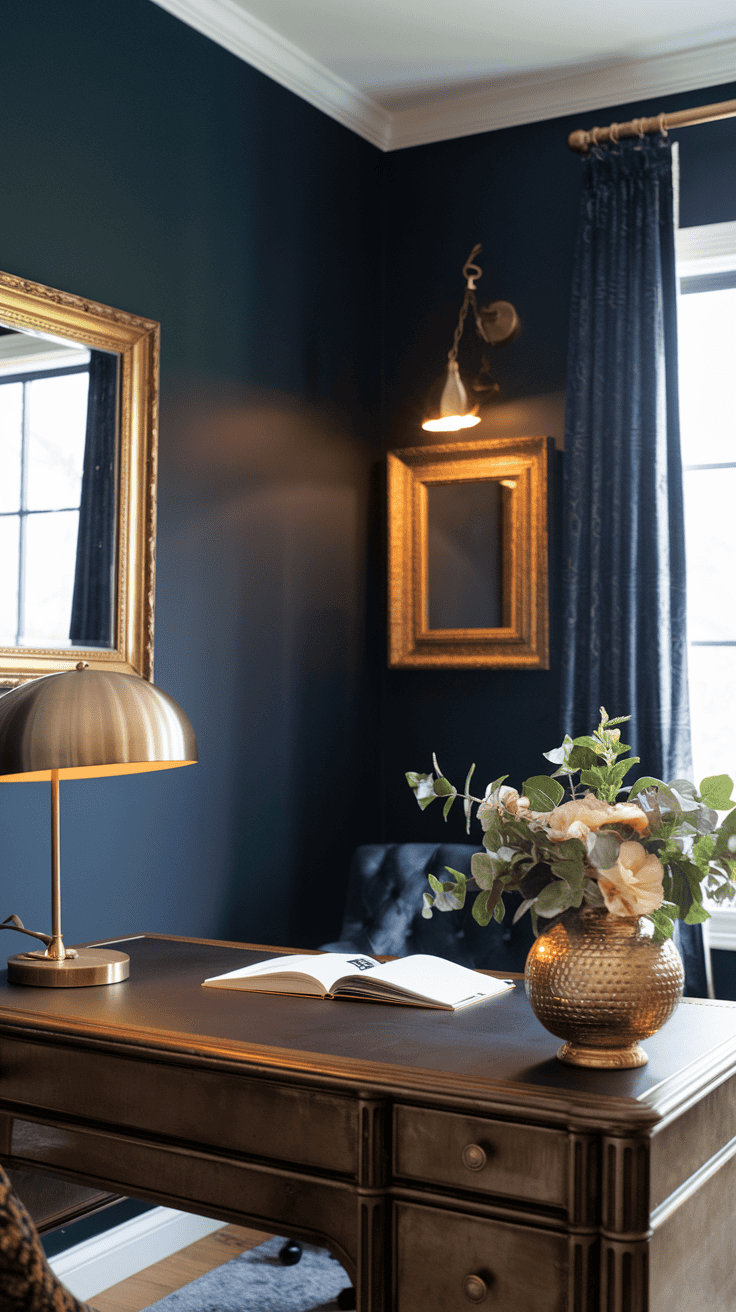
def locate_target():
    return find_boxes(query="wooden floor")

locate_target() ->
[92,1224,272,1312]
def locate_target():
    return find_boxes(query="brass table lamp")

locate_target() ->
[0,663,197,987]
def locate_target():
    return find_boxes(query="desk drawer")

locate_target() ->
[395,1201,567,1312]
[0,1036,357,1177]
[394,1106,567,1208]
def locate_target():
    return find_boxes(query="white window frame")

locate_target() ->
[675,219,736,952]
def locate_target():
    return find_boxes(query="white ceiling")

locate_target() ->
[151,0,736,149]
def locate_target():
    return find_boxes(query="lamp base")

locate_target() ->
[7,948,130,987]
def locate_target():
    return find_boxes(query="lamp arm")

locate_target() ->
[0,913,54,946]
[0,914,78,960]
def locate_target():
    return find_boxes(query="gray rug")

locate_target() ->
[142,1236,351,1311]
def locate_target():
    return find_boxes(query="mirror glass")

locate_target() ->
[0,326,119,651]
[427,480,505,629]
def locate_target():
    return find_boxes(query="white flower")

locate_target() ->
[477,784,533,831]
[596,841,665,918]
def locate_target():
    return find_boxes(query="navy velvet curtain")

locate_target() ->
[70,349,118,646]
[562,136,708,996]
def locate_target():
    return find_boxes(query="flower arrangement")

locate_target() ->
[406,709,736,941]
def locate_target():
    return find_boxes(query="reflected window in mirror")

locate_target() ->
[0,328,119,652]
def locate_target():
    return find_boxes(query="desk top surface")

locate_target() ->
[2,934,736,1129]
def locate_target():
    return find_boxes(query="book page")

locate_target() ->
[203,952,381,992]
[334,954,512,1008]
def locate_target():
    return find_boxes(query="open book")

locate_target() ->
[202,952,514,1011]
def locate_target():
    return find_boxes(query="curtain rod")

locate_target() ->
[568,96,736,153]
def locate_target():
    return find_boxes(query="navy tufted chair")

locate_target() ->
[321,843,535,974]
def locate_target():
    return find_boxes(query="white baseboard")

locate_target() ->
[49,1205,226,1301]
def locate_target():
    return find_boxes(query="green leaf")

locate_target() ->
[512,897,536,924]
[442,790,457,820]
[406,772,439,810]
[542,737,571,766]
[684,901,710,925]
[433,776,454,797]
[535,880,575,917]
[472,885,502,927]
[463,763,476,833]
[493,895,506,924]
[444,866,467,885]
[421,893,434,919]
[573,734,606,756]
[521,775,565,811]
[628,775,669,800]
[566,744,600,771]
[699,775,736,811]
[693,834,716,874]
[471,851,497,889]
[586,830,621,872]
[582,880,606,908]
[646,908,676,942]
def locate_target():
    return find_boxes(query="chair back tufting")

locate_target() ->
[321,843,534,973]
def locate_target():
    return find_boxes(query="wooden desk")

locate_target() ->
[2,934,736,1312]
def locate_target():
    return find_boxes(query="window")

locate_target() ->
[676,221,736,949]
[0,331,90,647]
[676,222,736,783]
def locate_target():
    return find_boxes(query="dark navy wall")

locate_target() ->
[380,79,736,847]
[0,0,384,961]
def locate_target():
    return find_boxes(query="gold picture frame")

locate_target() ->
[387,435,550,669]
[0,270,159,686]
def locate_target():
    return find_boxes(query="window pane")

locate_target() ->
[0,381,23,512]
[678,286,736,467]
[21,510,79,646]
[26,372,89,511]
[684,468,736,643]
[688,646,736,786]
[0,516,20,646]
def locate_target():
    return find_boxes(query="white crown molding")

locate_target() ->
[388,37,736,150]
[149,0,736,151]
[149,0,390,148]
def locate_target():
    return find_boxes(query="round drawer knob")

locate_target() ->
[462,1143,487,1171]
[463,1274,488,1303]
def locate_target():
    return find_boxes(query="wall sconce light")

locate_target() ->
[0,664,197,987]
[422,244,520,433]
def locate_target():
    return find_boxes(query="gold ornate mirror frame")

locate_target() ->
[0,270,159,687]
[387,435,550,669]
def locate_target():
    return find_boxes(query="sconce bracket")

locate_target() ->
[476,301,520,346]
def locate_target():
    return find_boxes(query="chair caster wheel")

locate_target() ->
[279,1240,303,1265]
[337,1287,357,1310]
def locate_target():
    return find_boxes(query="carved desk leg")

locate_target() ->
[567,1130,600,1312]
[600,1134,650,1312]
[355,1099,390,1312]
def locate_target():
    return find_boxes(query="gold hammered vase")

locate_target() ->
[524,909,685,1068]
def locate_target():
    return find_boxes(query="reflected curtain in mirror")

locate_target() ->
[70,349,119,647]
[388,436,550,668]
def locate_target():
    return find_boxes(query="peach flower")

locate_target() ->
[596,841,665,917]
[539,793,649,844]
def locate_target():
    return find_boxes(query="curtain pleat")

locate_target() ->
[562,136,708,997]
[69,350,118,647]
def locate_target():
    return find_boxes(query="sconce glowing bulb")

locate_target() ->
[422,361,481,433]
